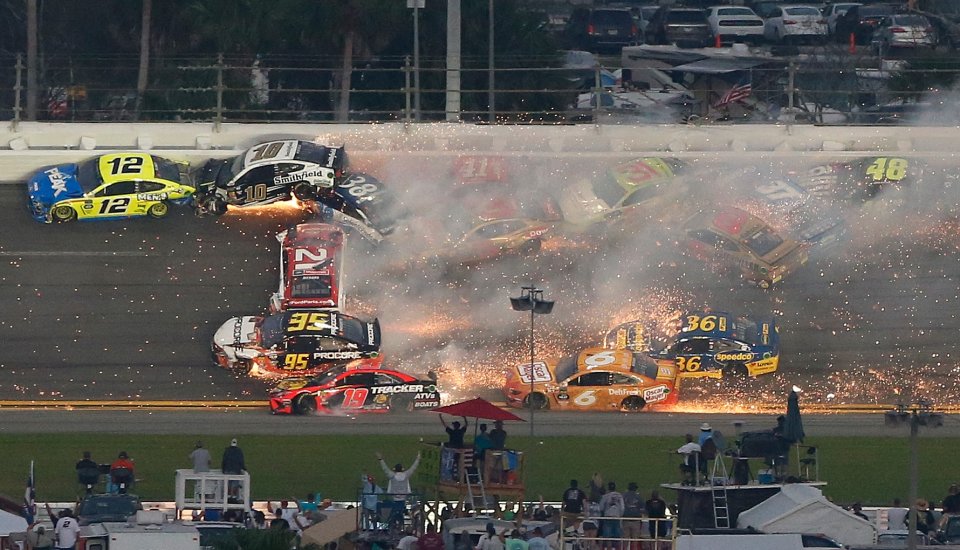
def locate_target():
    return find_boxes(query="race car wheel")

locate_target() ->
[519,239,542,255]
[293,394,318,415]
[148,202,169,218]
[727,364,750,378]
[757,279,771,289]
[525,392,548,410]
[52,205,77,222]
[293,182,317,201]
[621,396,647,412]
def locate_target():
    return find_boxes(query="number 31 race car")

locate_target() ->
[268,366,441,414]
[26,153,194,223]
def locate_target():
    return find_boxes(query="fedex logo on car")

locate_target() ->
[45,167,69,197]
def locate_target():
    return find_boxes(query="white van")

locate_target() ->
[676,533,843,550]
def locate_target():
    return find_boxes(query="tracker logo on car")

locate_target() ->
[715,352,754,362]
[371,384,424,395]
[312,351,363,360]
[46,168,69,197]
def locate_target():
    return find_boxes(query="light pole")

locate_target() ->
[510,285,553,437]
[408,0,424,121]
[885,399,943,550]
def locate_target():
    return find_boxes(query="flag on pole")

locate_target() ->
[22,461,36,524]
[715,75,752,108]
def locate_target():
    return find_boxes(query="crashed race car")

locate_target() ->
[503,346,679,412]
[211,309,381,377]
[797,156,924,202]
[269,223,345,313]
[268,366,441,415]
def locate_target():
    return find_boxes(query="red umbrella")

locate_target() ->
[431,397,526,422]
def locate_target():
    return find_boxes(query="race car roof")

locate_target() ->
[679,312,776,345]
[259,310,378,349]
[242,140,345,170]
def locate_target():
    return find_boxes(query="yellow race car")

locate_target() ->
[26,153,194,223]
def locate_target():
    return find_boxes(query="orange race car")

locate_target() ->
[503,346,679,412]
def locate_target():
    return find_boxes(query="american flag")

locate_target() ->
[22,461,35,524]
[715,75,752,107]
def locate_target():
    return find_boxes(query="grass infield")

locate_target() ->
[2,434,956,508]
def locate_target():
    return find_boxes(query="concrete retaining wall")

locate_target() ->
[2,121,957,182]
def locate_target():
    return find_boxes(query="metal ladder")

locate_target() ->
[711,455,731,528]
[463,456,489,512]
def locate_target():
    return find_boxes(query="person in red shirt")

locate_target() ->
[109,451,135,494]
[417,523,444,550]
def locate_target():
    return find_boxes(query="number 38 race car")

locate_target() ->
[268,366,441,415]
[211,309,381,377]
[26,153,194,223]
[503,346,679,412]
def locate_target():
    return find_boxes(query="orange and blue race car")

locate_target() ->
[503,346,679,412]
[26,153,194,223]
[268,366,440,415]
[611,311,779,379]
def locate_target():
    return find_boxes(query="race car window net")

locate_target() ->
[733,318,761,345]
[292,277,332,298]
[742,226,784,257]
[568,372,610,387]
[308,366,348,386]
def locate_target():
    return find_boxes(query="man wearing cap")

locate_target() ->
[698,423,713,447]
[221,438,245,475]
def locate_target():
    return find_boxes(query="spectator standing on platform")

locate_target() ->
[109,452,135,494]
[221,439,246,474]
[189,441,211,473]
[943,485,960,514]
[887,498,908,529]
[698,423,713,447]
[677,434,702,485]
[54,509,79,550]
[361,474,384,529]
[622,482,644,549]
[75,452,98,475]
[589,473,605,504]
[562,479,589,528]
[475,424,494,463]
[441,415,469,448]
[377,448,422,532]
[490,420,508,450]
[418,523,445,550]
[645,491,668,539]
[598,482,624,549]
[75,451,100,494]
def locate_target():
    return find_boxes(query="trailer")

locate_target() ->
[77,512,200,550]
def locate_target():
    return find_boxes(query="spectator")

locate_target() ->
[887,498,908,529]
[504,529,528,550]
[109,452,135,494]
[851,502,868,521]
[475,424,494,463]
[298,493,321,514]
[645,491,668,539]
[943,485,960,514]
[221,438,246,474]
[189,441,211,473]
[441,415,469,448]
[698,423,713,447]
[527,527,550,550]
[677,434,702,485]
[75,451,99,493]
[269,500,307,534]
[476,522,505,550]
[397,528,419,550]
[54,509,79,550]
[915,499,935,535]
[562,479,589,528]
[418,523,445,550]
[377,451,422,500]
[490,420,508,450]
[361,474,384,529]
[579,520,600,550]
[598,482,624,549]
[622,482,644,550]
[269,507,290,530]
[26,524,55,550]
[589,473,605,504]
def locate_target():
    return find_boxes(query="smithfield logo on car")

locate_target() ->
[367,323,375,344]
[326,149,338,167]
[371,384,424,395]
[312,351,363,360]
[715,352,754,362]
[643,385,670,402]
[46,168,69,197]
[274,169,334,186]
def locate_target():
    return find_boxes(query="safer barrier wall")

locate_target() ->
[1,121,958,182]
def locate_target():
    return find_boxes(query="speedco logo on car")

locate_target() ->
[312,351,363,360]
[715,352,754,362]
[371,384,424,395]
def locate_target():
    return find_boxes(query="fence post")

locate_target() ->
[12,53,23,131]
[593,65,602,130]
[404,56,412,127]
[214,53,224,132]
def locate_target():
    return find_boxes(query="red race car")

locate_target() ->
[269,223,345,313]
[268,366,441,415]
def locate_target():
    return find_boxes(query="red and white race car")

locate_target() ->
[269,223,345,313]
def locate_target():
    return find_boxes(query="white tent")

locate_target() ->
[736,484,877,546]
[0,509,27,536]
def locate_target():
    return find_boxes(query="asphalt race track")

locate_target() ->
[3,152,960,420]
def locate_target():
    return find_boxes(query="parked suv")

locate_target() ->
[834,3,899,44]
[565,7,639,52]
[649,7,713,47]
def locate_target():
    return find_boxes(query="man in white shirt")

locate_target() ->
[677,434,702,485]
[54,509,80,550]
[886,498,908,529]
